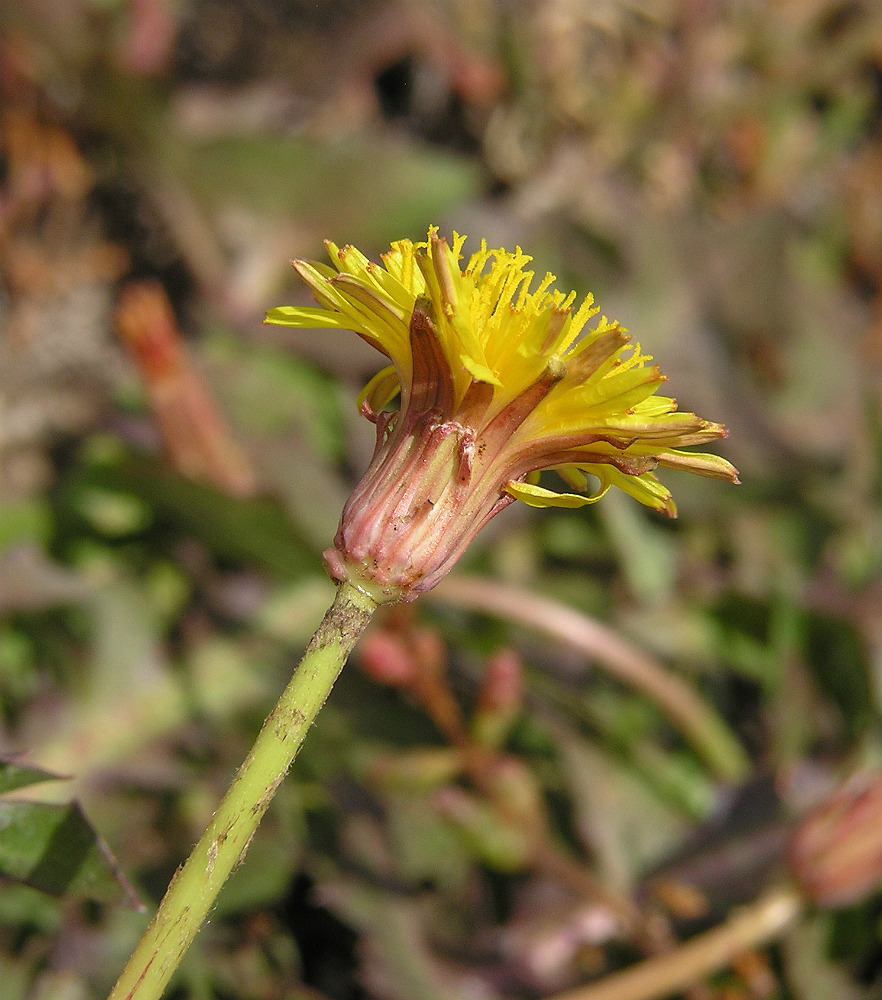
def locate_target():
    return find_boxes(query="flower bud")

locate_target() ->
[788,773,882,908]
[358,628,418,687]
[471,648,524,749]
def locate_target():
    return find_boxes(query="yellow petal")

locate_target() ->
[460,353,502,387]
[505,479,610,508]
[555,466,588,491]
[656,449,740,482]
[587,466,677,516]
[357,365,401,418]
[264,306,344,328]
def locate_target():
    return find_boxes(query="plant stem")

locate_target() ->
[108,580,378,1000]
[546,886,802,1000]
[432,577,749,783]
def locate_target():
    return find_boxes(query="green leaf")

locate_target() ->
[81,455,315,577]
[0,758,63,796]
[0,800,141,906]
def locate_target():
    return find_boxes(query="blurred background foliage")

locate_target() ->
[0,0,881,998]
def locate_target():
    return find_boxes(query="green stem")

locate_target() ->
[108,581,378,1000]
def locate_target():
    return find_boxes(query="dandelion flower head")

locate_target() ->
[266,228,738,601]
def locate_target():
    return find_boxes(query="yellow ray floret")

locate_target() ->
[266,227,738,520]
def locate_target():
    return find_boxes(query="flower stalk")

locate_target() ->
[108,581,379,1000]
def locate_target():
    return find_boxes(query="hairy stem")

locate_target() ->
[108,581,378,1000]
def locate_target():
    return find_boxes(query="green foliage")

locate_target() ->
[0,761,136,905]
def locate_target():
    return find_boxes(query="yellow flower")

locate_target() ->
[266,228,738,601]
